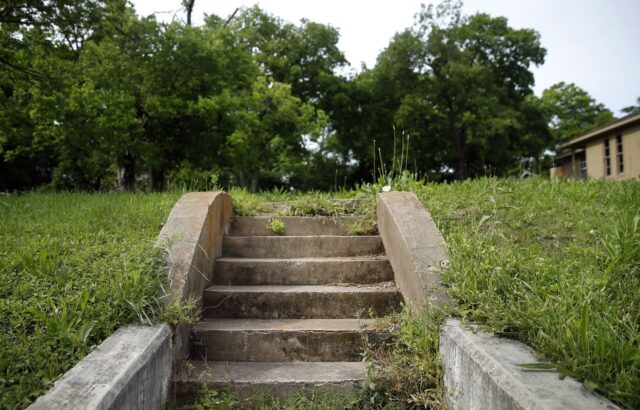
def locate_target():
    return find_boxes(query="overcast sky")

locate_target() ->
[131,0,640,114]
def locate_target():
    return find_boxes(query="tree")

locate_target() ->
[339,1,550,180]
[621,97,640,115]
[540,82,614,144]
[220,77,327,192]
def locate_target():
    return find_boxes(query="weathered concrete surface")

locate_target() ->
[222,235,384,258]
[156,191,232,360]
[175,361,366,401]
[191,318,391,361]
[28,325,172,410]
[156,192,232,304]
[440,320,619,410]
[213,256,393,285]
[377,192,449,312]
[203,284,402,319]
[230,216,372,236]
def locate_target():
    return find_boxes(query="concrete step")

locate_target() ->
[202,284,402,319]
[222,235,384,258]
[213,256,393,286]
[191,318,392,362]
[230,216,375,236]
[175,361,366,402]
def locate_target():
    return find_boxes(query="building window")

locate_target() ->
[579,158,587,180]
[616,134,624,173]
[604,138,611,176]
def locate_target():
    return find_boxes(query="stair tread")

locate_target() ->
[225,235,381,238]
[193,318,382,332]
[216,255,389,262]
[179,360,367,383]
[205,284,399,293]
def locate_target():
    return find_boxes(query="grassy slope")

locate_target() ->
[420,178,639,408]
[0,192,180,409]
[2,179,638,409]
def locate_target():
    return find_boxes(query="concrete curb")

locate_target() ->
[28,324,172,410]
[440,320,619,410]
[376,192,450,312]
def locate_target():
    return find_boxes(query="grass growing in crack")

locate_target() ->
[347,216,378,235]
[180,388,364,409]
[362,306,446,409]
[0,192,180,409]
[266,218,286,235]
[229,187,374,217]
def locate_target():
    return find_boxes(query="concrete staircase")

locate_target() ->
[175,215,402,401]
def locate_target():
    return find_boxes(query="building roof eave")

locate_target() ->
[559,112,640,149]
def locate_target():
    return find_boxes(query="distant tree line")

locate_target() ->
[0,0,629,191]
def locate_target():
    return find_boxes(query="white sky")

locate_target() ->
[131,0,640,114]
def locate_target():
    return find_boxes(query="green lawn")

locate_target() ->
[0,192,180,409]
[420,178,640,409]
[2,179,638,409]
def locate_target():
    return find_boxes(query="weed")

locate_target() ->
[363,306,446,409]
[158,298,199,326]
[347,216,378,236]
[179,385,237,410]
[266,218,286,235]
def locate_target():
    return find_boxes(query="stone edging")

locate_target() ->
[27,325,172,409]
[29,192,232,409]
[376,191,618,409]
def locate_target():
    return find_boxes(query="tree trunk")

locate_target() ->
[118,152,136,191]
[185,0,195,26]
[149,168,165,191]
[249,169,259,193]
[454,128,466,180]
[237,170,245,188]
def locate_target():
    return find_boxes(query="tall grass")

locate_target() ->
[420,178,640,408]
[0,192,180,409]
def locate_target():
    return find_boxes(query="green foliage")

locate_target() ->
[540,82,614,144]
[334,0,551,181]
[420,177,640,409]
[266,218,286,235]
[0,192,179,408]
[180,385,237,410]
[2,1,618,192]
[363,307,446,409]
[621,97,640,115]
[347,216,378,236]
[158,298,199,326]
[180,387,361,409]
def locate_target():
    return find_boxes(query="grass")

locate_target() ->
[0,191,180,409]
[3,177,638,409]
[419,177,640,409]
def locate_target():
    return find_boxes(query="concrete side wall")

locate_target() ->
[156,191,232,360]
[376,192,449,312]
[28,325,172,410]
[440,320,619,410]
[585,124,640,180]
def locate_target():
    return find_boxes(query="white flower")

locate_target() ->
[382,185,391,192]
